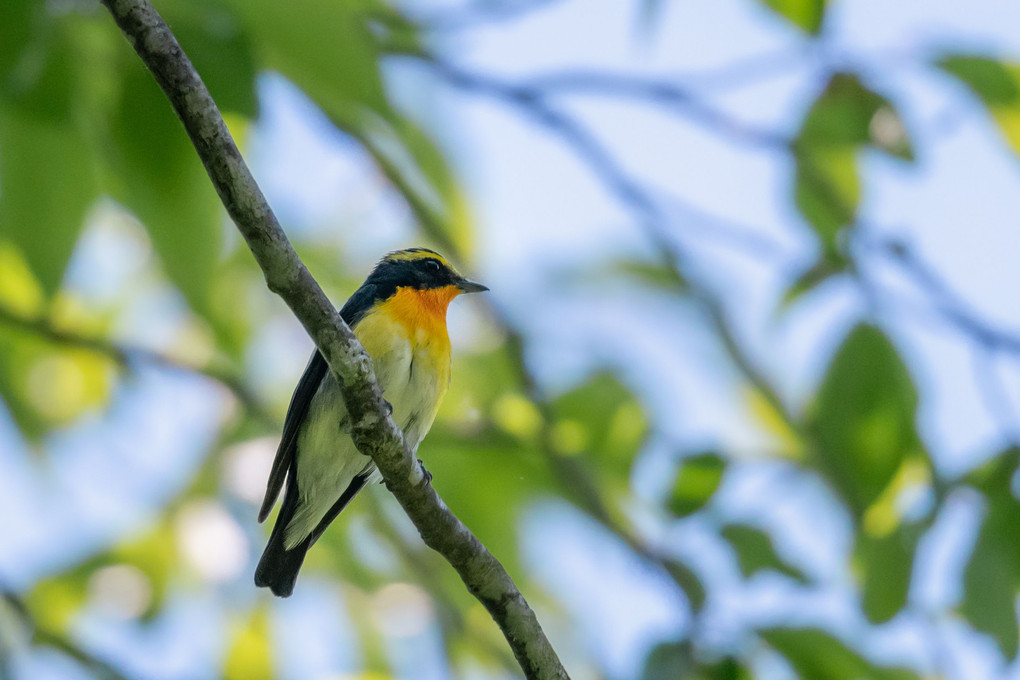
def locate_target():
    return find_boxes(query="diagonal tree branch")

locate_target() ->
[98,1,568,678]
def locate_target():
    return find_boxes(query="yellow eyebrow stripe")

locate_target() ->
[384,249,451,268]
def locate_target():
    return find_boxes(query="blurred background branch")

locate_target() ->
[1,589,129,680]
[0,303,275,428]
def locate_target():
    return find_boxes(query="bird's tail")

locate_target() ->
[255,483,308,598]
[255,469,371,597]
[254,533,309,598]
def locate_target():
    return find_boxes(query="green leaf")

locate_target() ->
[762,627,921,680]
[641,641,692,680]
[552,372,649,478]
[759,0,828,34]
[0,0,35,88]
[810,325,920,518]
[794,74,913,252]
[959,449,1020,659]
[0,347,42,439]
[0,111,98,296]
[722,524,808,583]
[961,524,1020,659]
[163,4,258,118]
[794,147,858,250]
[223,606,274,680]
[225,0,389,119]
[0,18,76,124]
[938,55,1020,156]
[857,520,925,624]
[642,646,753,680]
[798,75,902,150]
[110,62,222,314]
[420,424,558,579]
[668,453,725,516]
[939,56,1020,105]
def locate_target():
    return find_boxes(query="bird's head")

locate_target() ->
[367,248,488,296]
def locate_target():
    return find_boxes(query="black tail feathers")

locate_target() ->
[254,523,309,598]
[255,474,309,598]
[255,469,371,597]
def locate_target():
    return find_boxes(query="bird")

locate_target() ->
[254,248,488,597]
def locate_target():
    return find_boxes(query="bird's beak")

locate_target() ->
[457,279,489,294]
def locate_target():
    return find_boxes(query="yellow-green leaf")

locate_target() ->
[223,606,274,680]
[793,74,913,253]
[938,55,1020,155]
[668,453,725,516]
[553,372,649,480]
[759,0,827,34]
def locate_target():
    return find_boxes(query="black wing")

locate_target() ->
[257,351,327,522]
[256,283,381,523]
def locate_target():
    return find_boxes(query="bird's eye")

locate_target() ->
[424,259,441,273]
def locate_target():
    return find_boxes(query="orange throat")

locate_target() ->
[381,285,459,339]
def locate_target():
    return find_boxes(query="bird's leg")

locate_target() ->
[417,458,433,485]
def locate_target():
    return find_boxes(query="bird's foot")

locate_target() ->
[417,458,433,485]
[382,399,393,417]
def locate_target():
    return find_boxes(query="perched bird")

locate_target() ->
[255,248,488,597]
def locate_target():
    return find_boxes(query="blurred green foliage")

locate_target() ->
[1,0,1020,679]
[760,0,828,34]
[792,74,912,262]
[668,452,725,517]
[760,628,920,680]
[939,55,1020,155]
[721,524,808,584]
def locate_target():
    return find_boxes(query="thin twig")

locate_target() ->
[1,589,130,680]
[0,304,276,428]
[415,0,560,32]
[971,348,1020,447]
[875,239,1020,355]
[522,70,790,148]
[424,56,799,430]
[99,2,568,677]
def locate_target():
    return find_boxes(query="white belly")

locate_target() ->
[284,325,448,548]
